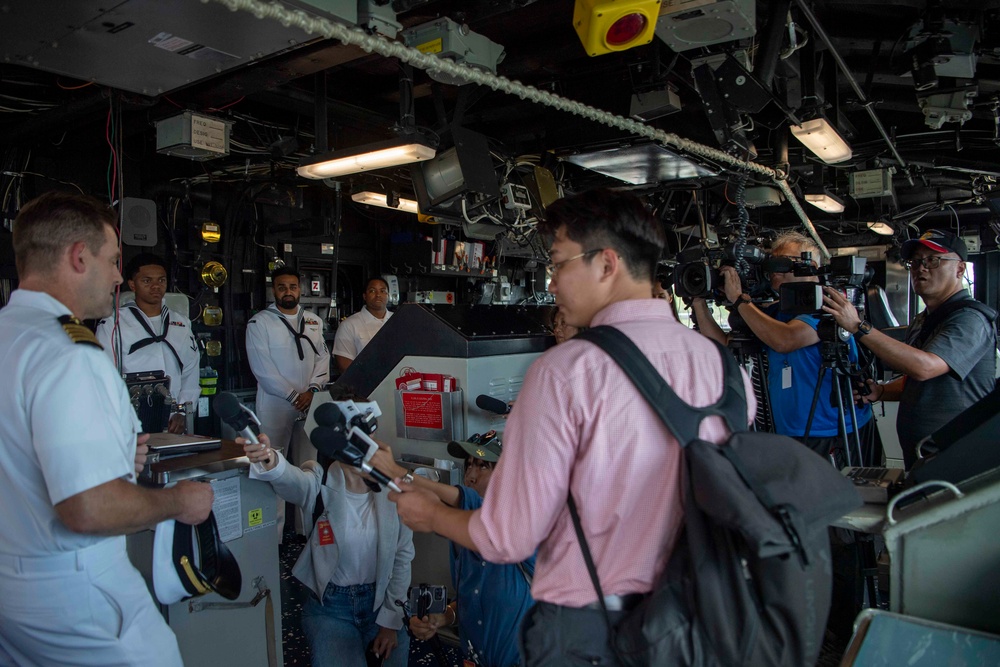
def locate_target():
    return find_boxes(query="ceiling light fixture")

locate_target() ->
[790,117,853,164]
[804,190,845,214]
[351,190,420,214]
[869,222,895,236]
[296,138,436,180]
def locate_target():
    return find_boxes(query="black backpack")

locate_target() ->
[570,326,863,666]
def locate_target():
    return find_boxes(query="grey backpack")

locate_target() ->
[570,326,863,666]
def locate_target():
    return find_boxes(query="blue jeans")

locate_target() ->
[301,582,409,667]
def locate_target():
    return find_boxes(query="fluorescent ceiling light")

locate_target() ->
[869,222,894,236]
[297,138,436,179]
[561,142,718,185]
[790,118,853,164]
[351,191,420,214]
[804,191,845,214]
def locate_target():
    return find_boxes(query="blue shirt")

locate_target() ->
[765,307,872,438]
[452,486,535,667]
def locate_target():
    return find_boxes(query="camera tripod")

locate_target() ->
[801,321,870,468]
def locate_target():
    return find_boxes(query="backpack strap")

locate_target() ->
[566,326,750,655]
[574,326,747,444]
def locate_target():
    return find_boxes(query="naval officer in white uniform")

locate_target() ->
[332,277,393,374]
[96,253,199,434]
[0,192,213,666]
[246,267,330,534]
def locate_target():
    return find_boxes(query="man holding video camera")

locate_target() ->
[823,229,997,469]
[692,232,874,463]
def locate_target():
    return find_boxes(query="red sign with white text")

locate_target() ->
[401,392,444,429]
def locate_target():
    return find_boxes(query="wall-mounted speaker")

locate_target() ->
[121,197,157,247]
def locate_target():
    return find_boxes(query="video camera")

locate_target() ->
[407,584,448,617]
[672,242,768,300]
[778,253,874,317]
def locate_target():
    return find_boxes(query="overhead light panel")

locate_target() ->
[351,191,420,215]
[296,138,436,180]
[869,222,895,236]
[804,191,845,214]
[573,0,659,56]
[790,118,853,164]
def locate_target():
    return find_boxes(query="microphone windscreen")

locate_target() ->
[213,392,242,421]
[310,426,349,459]
[314,402,346,428]
[476,394,510,415]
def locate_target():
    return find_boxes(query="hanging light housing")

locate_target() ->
[790,117,853,164]
[296,137,436,180]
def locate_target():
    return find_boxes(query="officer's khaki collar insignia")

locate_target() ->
[58,315,103,349]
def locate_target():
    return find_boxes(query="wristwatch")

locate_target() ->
[855,320,873,337]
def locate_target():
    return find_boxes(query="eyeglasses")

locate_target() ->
[137,277,167,287]
[545,248,604,279]
[465,459,494,471]
[902,256,961,271]
[365,288,389,295]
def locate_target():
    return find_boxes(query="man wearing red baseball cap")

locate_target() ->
[823,229,997,468]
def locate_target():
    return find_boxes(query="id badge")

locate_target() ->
[781,365,792,390]
[316,517,335,546]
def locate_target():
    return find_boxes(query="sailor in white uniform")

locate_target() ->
[246,267,330,534]
[96,253,199,433]
[0,192,213,667]
[332,277,393,374]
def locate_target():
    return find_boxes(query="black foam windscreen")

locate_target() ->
[309,425,352,462]
[476,394,511,415]
[213,392,241,421]
[314,402,346,428]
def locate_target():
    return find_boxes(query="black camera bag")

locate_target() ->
[570,326,862,666]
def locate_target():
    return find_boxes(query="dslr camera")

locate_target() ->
[408,583,448,617]
[672,243,767,300]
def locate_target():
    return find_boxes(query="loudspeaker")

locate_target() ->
[912,385,1000,485]
[121,197,157,247]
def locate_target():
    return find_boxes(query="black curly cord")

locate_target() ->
[733,174,751,277]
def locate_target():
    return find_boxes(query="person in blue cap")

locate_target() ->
[370,434,535,667]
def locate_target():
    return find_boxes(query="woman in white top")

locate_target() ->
[241,430,413,666]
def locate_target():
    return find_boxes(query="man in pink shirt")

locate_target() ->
[391,189,755,665]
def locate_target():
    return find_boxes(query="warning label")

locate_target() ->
[402,392,444,430]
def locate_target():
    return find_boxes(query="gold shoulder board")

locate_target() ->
[58,315,103,349]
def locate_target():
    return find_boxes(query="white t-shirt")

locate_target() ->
[331,307,393,361]
[330,489,377,586]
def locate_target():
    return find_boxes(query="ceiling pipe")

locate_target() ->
[757,0,793,89]
[792,0,914,186]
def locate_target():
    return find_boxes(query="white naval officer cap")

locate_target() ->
[152,511,243,605]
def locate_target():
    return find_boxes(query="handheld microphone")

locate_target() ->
[214,392,261,446]
[309,426,402,493]
[314,401,346,428]
[476,394,511,415]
